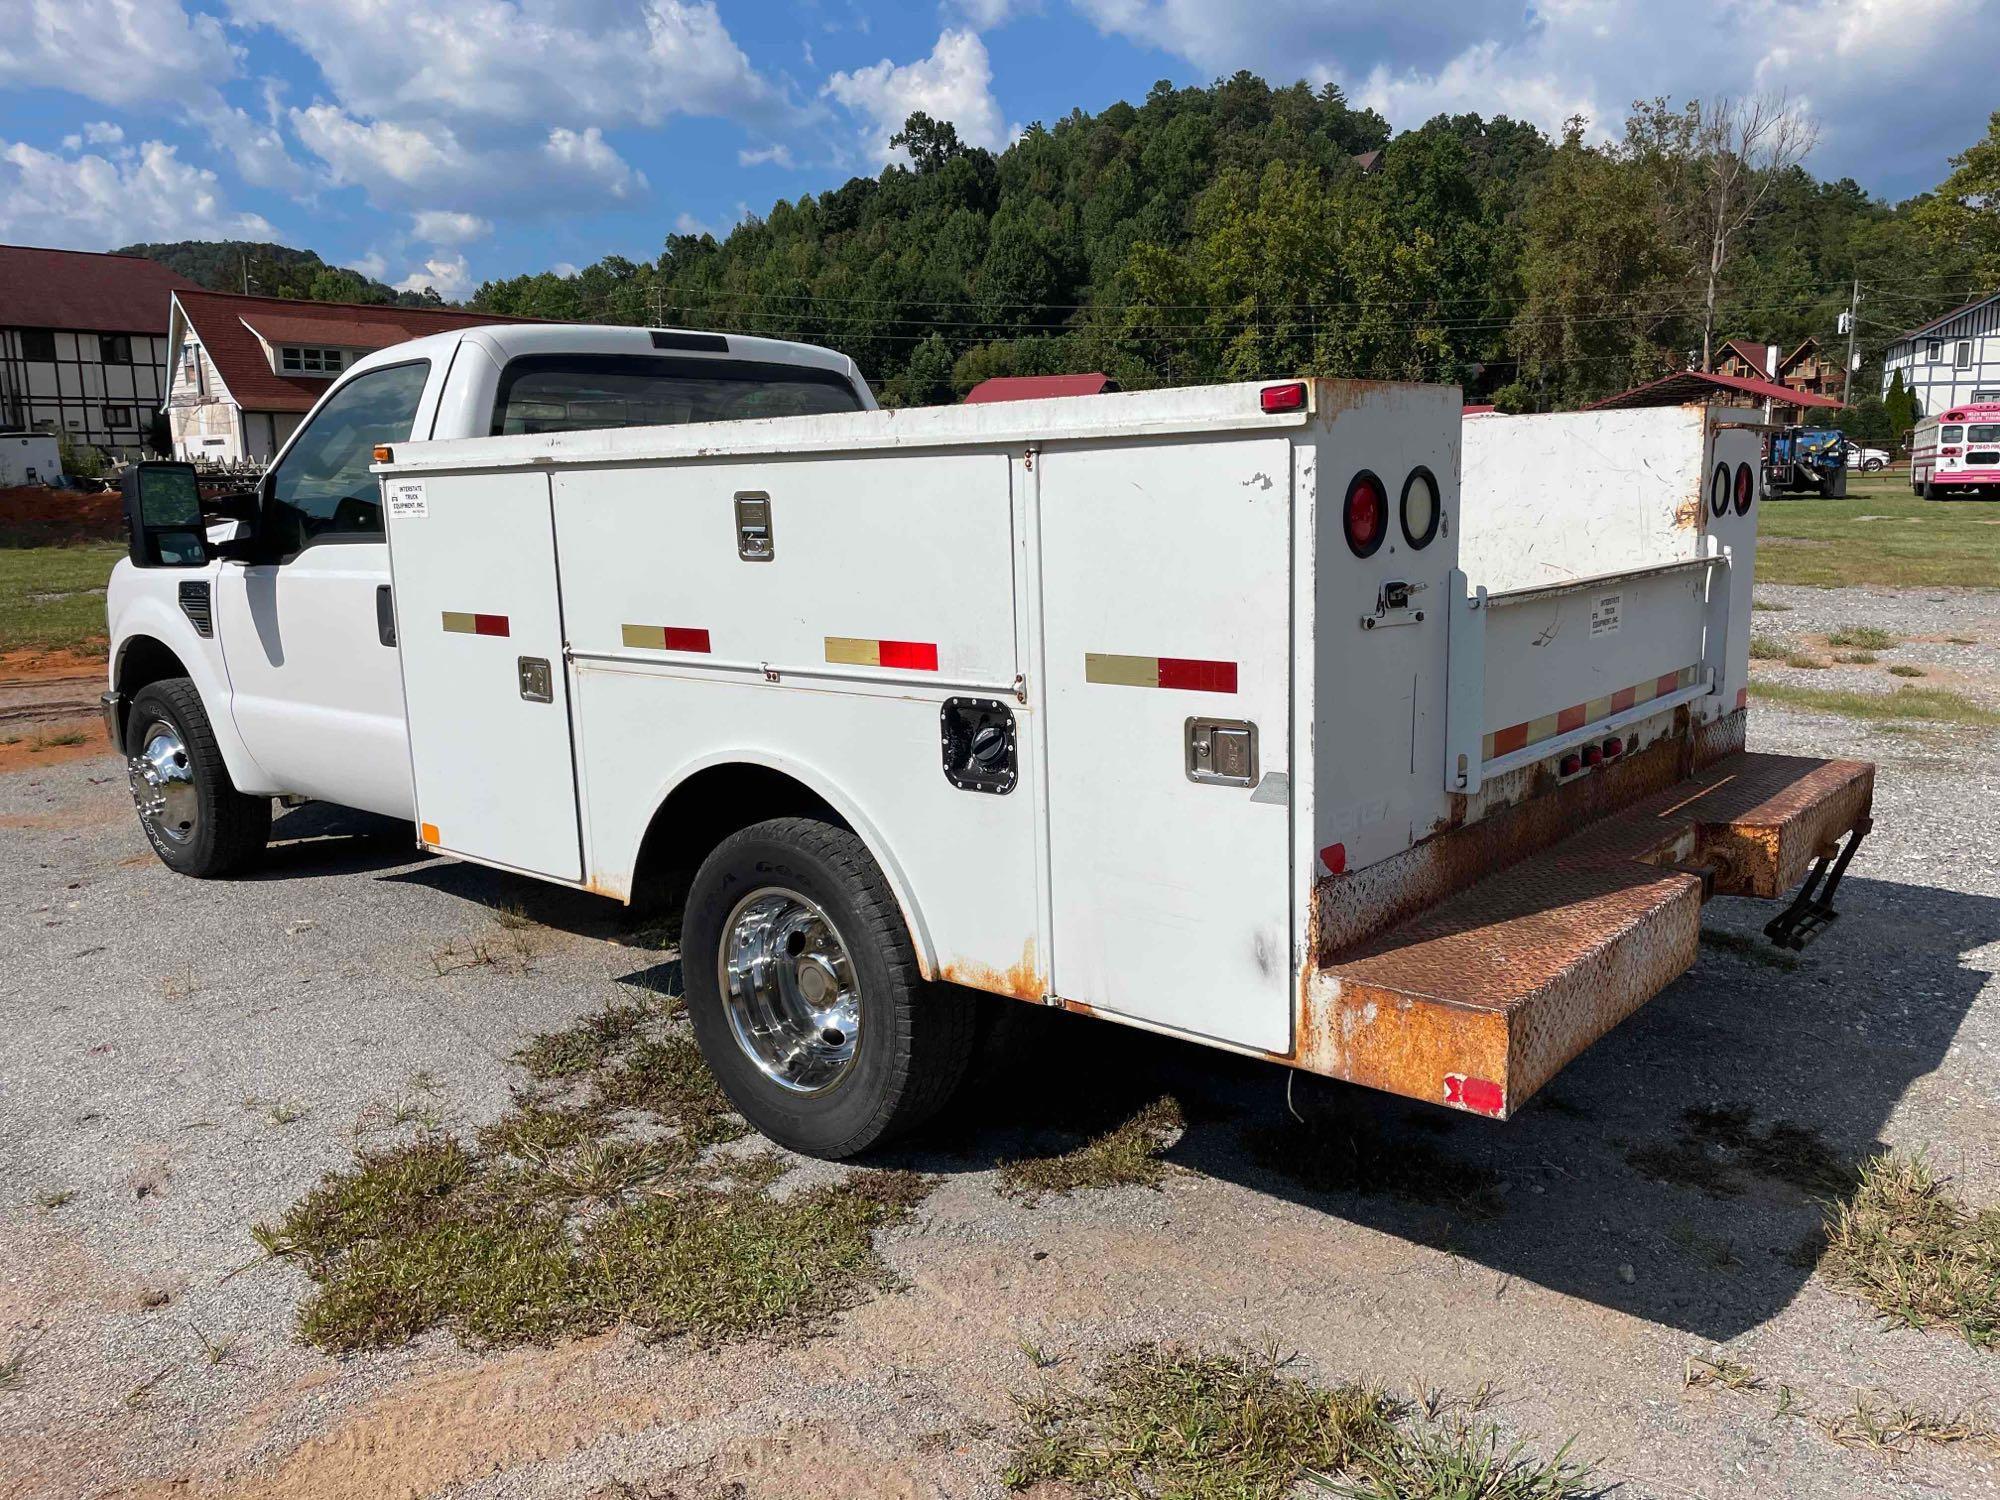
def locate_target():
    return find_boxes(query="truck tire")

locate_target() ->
[681,816,976,1159]
[125,677,271,877]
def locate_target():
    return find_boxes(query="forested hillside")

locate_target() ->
[468,75,1996,430]
[114,240,437,308]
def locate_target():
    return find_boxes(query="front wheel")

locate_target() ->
[125,678,271,877]
[681,817,976,1159]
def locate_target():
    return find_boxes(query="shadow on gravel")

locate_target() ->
[248,801,433,880]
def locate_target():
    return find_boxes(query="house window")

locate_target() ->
[103,405,133,428]
[1956,340,1974,370]
[99,334,132,364]
[280,346,345,375]
[1927,339,1944,362]
[20,330,56,361]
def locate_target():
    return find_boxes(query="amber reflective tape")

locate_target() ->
[442,611,509,637]
[419,822,440,845]
[1084,652,1238,693]
[1480,664,1700,760]
[824,636,938,671]
[621,624,712,653]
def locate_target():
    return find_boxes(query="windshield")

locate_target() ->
[492,354,864,436]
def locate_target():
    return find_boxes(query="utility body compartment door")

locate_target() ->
[383,469,582,881]
[1037,436,1293,1052]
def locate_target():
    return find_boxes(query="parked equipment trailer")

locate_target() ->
[107,335,1873,1159]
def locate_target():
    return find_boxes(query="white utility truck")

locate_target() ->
[106,326,1873,1158]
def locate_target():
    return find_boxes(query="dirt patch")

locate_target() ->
[0,486,124,546]
[0,714,110,773]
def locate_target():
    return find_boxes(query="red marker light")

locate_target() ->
[1344,471,1387,558]
[1260,381,1307,414]
[1602,736,1624,759]
[1319,842,1347,875]
[1583,743,1603,768]
[1559,753,1582,776]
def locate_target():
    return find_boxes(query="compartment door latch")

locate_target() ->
[1185,718,1258,787]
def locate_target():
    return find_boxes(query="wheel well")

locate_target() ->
[113,636,189,739]
[630,762,849,912]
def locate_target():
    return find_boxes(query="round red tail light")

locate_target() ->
[1345,471,1387,558]
[1733,461,1755,515]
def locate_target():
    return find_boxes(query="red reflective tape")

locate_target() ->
[1556,703,1587,733]
[1444,1074,1505,1116]
[875,639,938,671]
[661,627,711,653]
[1319,842,1347,875]
[1491,722,1529,756]
[473,613,510,637]
[1156,656,1237,693]
[1609,685,1637,713]
[1655,672,1680,698]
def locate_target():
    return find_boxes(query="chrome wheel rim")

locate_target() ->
[718,886,861,1095]
[128,717,199,847]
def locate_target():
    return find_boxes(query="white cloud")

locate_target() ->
[411,210,493,243]
[1071,0,1998,198]
[0,138,271,248]
[949,0,1036,26]
[223,0,792,131]
[549,261,579,278]
[395,251,474,299]
[81,121,124,146]
[822,27,1011,165]
[0,0,236,107]
[738,143,797,168]
[543,126,643,200]
[347,252,389,280]
[190,99,313,196]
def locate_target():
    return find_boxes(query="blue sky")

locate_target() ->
[3,1,1995,300]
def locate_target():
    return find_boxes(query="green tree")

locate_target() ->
[1919,110,2000,283]
[1883,369,1918,445]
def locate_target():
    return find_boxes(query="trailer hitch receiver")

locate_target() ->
[1764,816,1871,951]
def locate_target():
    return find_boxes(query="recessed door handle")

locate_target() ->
[376,584,396,647]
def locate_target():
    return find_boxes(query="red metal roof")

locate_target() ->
[175,289,531,414]
[1713,337,1771,375]
[962,372,1116,403]
[1584,368,1844,412]
[0,244,199,333]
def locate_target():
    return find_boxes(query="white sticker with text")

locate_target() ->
[1590,592,1621,637]
[387,479,428,519]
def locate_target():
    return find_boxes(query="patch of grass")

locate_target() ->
[1320,1417,1590,1500]
[1825,624,1899,650]
[1781,650,1828,670]
[1751,599,1792,612]
[1748,634,1787,660]
[1004,1343,1402,1499]
[36,1187,74,1209]
[0,1348,23,1390]
[31,729,86,748]
[1887,663,1925,678]
[1755,486,2000,588]
[1750,680,2000,727]
[1250,1111,1506,1218]
[258,999,926,1354]
[0,542,121,656]
[1816,1393,1998,1455]
[1822,1153,2000,1350]
[1948,635,1977,645]
[998,1095,1183,1203]
[1683,1352,1761,1391]
[1832,651,1877,665]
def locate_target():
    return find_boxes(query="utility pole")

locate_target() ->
[241,251,249,295]
[1843,277,1861,407]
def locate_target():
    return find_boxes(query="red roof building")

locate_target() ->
[165,289,530,462]
[1584,367,1844,414]
[0,244,200,452]
[962,372,1117,403]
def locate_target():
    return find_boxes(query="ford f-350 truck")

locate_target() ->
[107,326,1873,1159]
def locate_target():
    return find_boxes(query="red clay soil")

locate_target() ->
[0,485,125,544]
[0,714,109,773]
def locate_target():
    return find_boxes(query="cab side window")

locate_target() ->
[265,361,430,556]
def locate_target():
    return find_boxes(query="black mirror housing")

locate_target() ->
[122,462,209,568]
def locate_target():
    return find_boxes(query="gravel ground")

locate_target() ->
[4,589,1999,1500]
[1750,582,2000,708]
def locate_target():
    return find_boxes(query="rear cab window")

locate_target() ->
[1942,425,1964,445]
[1965,423,2000,445]
[491,354,865,436]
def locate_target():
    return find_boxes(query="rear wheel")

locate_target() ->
[681,817,976,1158]
[125,678,271,877]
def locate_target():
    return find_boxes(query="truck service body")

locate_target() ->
[107,324,1874,1156]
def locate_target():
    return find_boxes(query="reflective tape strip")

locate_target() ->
[621,624,712,653]
[824,636,938,671]
[442,611,509,637]
[1487,664,1701,762]
[1084,652,1238,693]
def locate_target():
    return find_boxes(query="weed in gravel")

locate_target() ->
[1782,650,1829,669]
[1888,663,1926,677]
[36,1188,74,1209]
[1833,651,1878,665]
[1250,1111,1506,1218]
[1004,1343,1402,1499]
[1320,1417,1590,1500]
[1748,634,1787,660]
[0,1349,23,1390]
[1948,635,1977,645]
[1816,1393,1998,1454]
[1822,1153,2000,1350]
[1683,1352,1761,1391]
[1752,600,1793,612]
[1750,681,2000,726]
[998,1095,1184,1203]
[258,1002,927,1354]
[1826,625,1899,650]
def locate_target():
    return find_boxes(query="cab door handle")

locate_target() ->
[376,585,396,647]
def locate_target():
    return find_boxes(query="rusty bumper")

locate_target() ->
[1287,747,1874,1119]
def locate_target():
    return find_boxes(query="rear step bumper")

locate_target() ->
[1289,751,1874,1119]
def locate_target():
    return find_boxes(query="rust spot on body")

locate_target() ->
[938,939,1044,1003]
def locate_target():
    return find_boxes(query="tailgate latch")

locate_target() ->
[1361,579,1426,630]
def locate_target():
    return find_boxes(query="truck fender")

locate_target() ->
[110,599,279,796]
[612,747,941,981]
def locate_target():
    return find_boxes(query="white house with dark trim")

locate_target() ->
[1882,290,2000,416]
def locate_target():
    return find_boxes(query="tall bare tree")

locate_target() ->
[1691,95,1819,370]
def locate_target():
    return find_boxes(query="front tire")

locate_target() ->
[125,678,271,877]
[681,817,976,1159]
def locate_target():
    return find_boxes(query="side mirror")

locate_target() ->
[121,462,208,568]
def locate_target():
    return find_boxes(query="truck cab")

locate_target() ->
[105,324,874,860]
